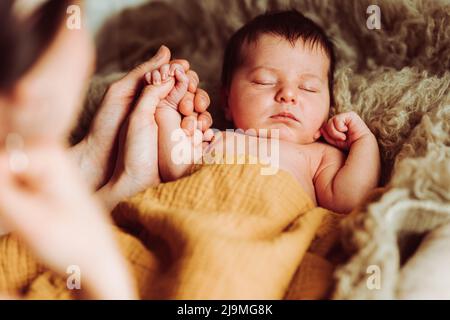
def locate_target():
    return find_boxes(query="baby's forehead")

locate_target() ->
[239,34,330,76]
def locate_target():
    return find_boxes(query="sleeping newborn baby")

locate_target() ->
[145,10,380,214]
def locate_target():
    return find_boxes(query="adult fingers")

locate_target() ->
[88,46,171,148]
[0,161,49,237]
[109,46,171,98]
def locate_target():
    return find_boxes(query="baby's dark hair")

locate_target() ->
[221,9,335,106]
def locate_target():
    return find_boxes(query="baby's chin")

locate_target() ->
[274,129,308,144]
[235,124,311,145]
[262,122,311,144]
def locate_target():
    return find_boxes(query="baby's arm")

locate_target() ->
[148,64,203,182]
[314,111,380,213]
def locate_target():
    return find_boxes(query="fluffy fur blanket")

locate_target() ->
[73,0,450,299]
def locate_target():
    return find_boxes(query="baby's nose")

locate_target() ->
[275,86,298,105]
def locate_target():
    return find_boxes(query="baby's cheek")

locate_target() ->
[232,111,255,130]
[311,99,329,126]
[314,111,327,128]
[229,88,269,129]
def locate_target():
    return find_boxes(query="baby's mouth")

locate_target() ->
[270,112,300,123]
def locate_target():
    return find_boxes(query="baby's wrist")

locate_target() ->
[155,104,182,122]
[350,130,376,147]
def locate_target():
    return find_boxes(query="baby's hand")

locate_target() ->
[320,111,373,151]
[145,63,189,114]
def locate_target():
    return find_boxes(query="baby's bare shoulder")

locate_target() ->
[308,141,346,175]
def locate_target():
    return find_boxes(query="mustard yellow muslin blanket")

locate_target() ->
[0,163,342,299]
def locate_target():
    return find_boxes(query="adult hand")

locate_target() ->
[70,46,212,195]
[0,146,136,299]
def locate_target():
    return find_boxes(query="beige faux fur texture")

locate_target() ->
[72,0,450,299]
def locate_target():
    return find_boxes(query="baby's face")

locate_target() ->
[226,34,331,144]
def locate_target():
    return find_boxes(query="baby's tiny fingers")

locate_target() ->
[327,119,346,141]
[320,127,334,145]
[333,116,348,133]
[164,69,188,107]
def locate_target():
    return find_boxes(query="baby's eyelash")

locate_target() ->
[253,80,275,86]
[300,87,318,93]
